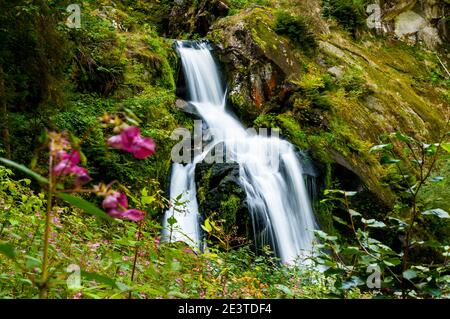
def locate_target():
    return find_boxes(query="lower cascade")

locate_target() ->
[162,40,318,264]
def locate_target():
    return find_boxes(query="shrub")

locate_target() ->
[226,0,271,15]
[274,11,318,55]
[322,0,368,36]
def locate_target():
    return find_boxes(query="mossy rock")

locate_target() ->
[195,162,252,242]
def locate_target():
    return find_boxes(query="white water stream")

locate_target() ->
[162,41,317,264]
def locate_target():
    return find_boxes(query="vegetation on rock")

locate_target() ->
[0,0,449,299]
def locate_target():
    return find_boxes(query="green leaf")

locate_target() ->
[275,284,293,296]
[79,151,87,167]
[167,215,177,226]
[422,208,449,219]
[314,230,338,241]
[0,157,48,185]
[57,193,114,222]
[342,246,361,255]
[0,242,16,259]
[423,143,438,155]
[441,143,450,153]
[349,209,361,217]
[361,218,386,228]
[393,132,412,143]
[380,155,400,165]
[383,257,401,267]
[81,271,116,287]
[25,255,41,268]
[369,143,392,153]
[202,218,212,233]
[324,189,357,196]
[332,216,348,226]
[403,269,417,280]
[412,265,429,273]
[116,282,131,292]
[141,195,155,205]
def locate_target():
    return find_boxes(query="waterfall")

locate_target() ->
[162,40,318,264]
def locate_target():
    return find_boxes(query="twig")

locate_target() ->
[435,53,450,78]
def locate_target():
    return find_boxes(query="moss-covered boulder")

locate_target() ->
[167,0,229,38]
[208,6,449,206]
[209,8,305,121]
[195,162,252,241]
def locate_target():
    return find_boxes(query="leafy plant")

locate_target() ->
[313,127,450,298]
[274,10,318,55]
[322,0,368,36]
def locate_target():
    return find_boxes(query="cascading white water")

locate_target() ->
[162,41,317,264]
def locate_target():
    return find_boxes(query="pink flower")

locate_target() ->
[53,150,91,187]
[122,209,145,222]
[107,126,156,159]
[102,192,128,210]
[102,191,145,222]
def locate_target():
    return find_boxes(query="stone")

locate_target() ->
[327,66,345,79]
[209,8,302,120]
[418,26,442,49]
[394,10,427,39]
[168,0,229,37]
[174,99,200,117]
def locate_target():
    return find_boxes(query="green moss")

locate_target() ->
[197,166,213,205]
[322,0,369,36]
[219,194,241,228]
[274,10,317,55]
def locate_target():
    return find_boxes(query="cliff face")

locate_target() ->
[205,3,449,205]
[380,0,449,48]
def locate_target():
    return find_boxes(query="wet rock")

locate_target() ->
[209,8,303,120]
[175,99,200,117]
[168,0,229,37]
[195,162,251,239]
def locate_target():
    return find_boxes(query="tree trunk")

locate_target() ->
[0,66,11,159]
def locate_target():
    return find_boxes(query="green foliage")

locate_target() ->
[274,11,317,55]
[314,131,450,298]
[322,0,368,36]
[57,193,114,222]
[0,0,70,111]
[0,165,342,298]
[226,0,271,15]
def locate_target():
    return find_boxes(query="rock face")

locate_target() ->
[207,6,448,205]
[209,8,303,121]
[394,10,427,38]
[381,0,449,49]
[168,0,229,37]
[195,162,251,240]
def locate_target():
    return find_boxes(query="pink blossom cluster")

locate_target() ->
[107,126,156,159]
[53,150,91,187]
[102,191,145,222]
